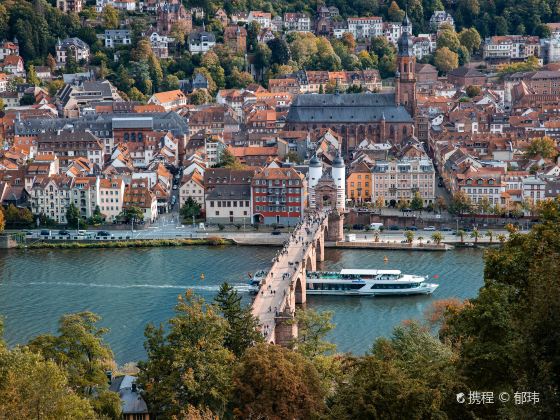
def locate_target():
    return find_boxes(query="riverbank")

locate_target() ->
[19,237,233,249]
[335,240,451,251]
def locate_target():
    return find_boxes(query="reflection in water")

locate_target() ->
[0,246,484,363]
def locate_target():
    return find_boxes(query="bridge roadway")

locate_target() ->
[251,210,329,344]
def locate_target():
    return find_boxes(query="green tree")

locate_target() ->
[0,349,96,419]
[466,85,481,97]
[216,148,243,169]
[459,28,482,54]
[388,1,405,21]
[137,291,235,418]
[410,192,424,211]
[121,206,144,222]
[457,229,466,242]
[405,230,415,244]
[434,47,459,73]
[180,197,201,221]
[65,203,81,229]
[526,136,558,159]
[449,191,472,215]
[437,29,460,52]
[232,343,326,419]
[431,232,443,244]
[291,309,336,359]
[254,42,272,80]
[470,228,480,243]
[102,5,119,29]
[65,51,79,74]
[27,64,40,86]
[485,230,493,243]
[214,282,263,357]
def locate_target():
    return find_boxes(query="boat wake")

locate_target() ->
[26,281,251,292]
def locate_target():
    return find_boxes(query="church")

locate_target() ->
[285,16,417,157]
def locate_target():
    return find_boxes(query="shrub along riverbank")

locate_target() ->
[20,237,231,249]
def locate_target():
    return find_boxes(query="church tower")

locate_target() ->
[395,14,416,117]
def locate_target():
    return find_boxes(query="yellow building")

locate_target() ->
[347,162,372,202]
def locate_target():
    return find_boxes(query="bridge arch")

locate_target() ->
[295,276,306,305]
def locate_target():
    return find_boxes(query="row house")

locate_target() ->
[204,168,256,225]
[283,13,311,32]
[229,146,278,166]
[370,156,436,206]
[30,175,74,223]
[96,0,136,12]
[245,110,279,134]
[412,34,436,60]
[347,17,383,39]
[179,168,204,209]
[37,129,104,169]
[251,166,305,225]
[55,38,90,67]
[188,105,239,136]
[268,78,300,94]
[123,178,158,223]
[456,167,507,207]
[483,36,541,64]
[0,55,25,77]
[347,162,371,202]
[72,177,100,219]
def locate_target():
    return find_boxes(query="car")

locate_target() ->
[40,230,51,236]
[58,230,70,236]
[405,226,418,231]
[173,185,178,190]
[96,231,112,237]
[440,227,453,232]
[174,174,180,179]
[424,226,436,231]
[271,230,281,235]
[389,225,400,230]
[402,208,412,212]
[352,224,365,230]
[434,214,442,219]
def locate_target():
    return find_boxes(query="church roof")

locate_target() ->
[286,93,413,124]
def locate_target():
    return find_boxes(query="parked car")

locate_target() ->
[173,185,178,190]
[389,225,400,230]
[271,230,281,236]
[440,227,453,232]
[40,230,51,236]
[96,231,112,237]
[352,224,365,230]
[58,230,70,236]
[424,226,436,231]
[405,226,418,231]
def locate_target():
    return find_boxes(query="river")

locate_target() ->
[0,246,485,363]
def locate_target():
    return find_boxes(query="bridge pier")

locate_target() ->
[326,210,344,242]
[316,235,325,262]
[274,311,297,346]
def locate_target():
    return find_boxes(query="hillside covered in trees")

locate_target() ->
[2,198,560,419]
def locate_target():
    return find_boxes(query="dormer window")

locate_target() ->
[477,179,483,185]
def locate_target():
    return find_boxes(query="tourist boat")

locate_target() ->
[248,269,438,296]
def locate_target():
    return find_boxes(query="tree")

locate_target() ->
[388,1,405,22]
[410,192,424,211]
[0,207,4,232]
[88,206,104,226]
[466,85,481,97]
[65,203,81,229]
[216,148,243,169]
[27,312,114,395]
[405,230,415,244]
[180,197,201,221]
[190,89,211,105]
[459,28,482,53]
[434,47,459,72]
[526,136,557,159]
[470,228,480,243]
[431,232,443,244]
[253,43,272,80]
[267,38,290,66]
[65,51,79,74]
[121,206,144,222]
[214,282,262,357]
[232,343,326,419]
[0,349,96,419]
[449,191,472,215]
[137,291,235,418]
[290,309,336,359]
[437,29,460,52]
[27,64,40,86]
[228,68,253,88]
[485,230,493,243]
[457,229,466,243]
[19,93,35,106]
[102,5,119,29]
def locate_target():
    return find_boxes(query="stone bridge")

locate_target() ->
[251,209,344,345]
